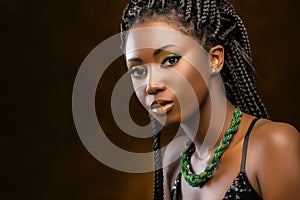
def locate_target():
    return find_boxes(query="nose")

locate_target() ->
[145,64,166,94]
[146,82,166,94]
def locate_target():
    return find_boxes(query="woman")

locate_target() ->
[120,0,300,199]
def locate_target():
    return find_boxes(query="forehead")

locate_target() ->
[125,21,201,55]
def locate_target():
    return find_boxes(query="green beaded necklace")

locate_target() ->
[180,107,243,188]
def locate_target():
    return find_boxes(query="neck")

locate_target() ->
[181,100,235,159]
[180,73,236,158]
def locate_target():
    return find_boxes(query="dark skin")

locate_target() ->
[126,20,300,200]
[164,116,300,200]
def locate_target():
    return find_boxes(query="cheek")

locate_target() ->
[175,63,201,87]
[190,73,208,99]
[180,63,208,95]
[135,89,145,104]
[173,64,208,116]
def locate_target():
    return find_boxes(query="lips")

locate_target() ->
[150,99,174,115]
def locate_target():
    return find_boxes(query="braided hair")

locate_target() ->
[121,0,269,199]
[150,116,164,200]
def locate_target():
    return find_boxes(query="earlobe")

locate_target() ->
[208,45,225,73]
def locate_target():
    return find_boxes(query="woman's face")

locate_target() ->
[125,20,212,126]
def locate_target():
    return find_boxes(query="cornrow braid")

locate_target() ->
[121,0,269,199]
[208,0,217,25]
[148,0,155,8]
[179,0,185,9]
[200,0,211,25]
[185,0,193,21]
[121,0,269,116]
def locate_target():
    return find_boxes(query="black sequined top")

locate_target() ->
[171,118,263,200]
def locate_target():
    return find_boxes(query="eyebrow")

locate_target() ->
[153,44,179,56]
[127,57,143,63]
[126,44,180,63]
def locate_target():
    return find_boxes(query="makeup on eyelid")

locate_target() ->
[127,51,183,79]
[125,22,211,125]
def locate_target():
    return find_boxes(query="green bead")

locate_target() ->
[180,107,242,188]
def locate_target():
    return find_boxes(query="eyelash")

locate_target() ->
[128,66,147,79]
[128,55,182,79]
[162,55,182,67]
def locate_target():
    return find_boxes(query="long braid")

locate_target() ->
[200,0,268,118]
[151,117,164,200]
[121,0,269,199]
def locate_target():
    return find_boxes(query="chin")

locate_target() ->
[151,112,181,127]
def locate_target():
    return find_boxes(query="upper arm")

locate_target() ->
[256,122,300,200]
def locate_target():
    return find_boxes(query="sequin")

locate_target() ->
[171,118,263,200]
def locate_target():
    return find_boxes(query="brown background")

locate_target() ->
[2,0,299,199]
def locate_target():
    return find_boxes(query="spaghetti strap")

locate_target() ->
[171,172,181,200]
[240,118,260,172]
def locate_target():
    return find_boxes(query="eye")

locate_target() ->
[128,66,147,79]
[162,55,182,67]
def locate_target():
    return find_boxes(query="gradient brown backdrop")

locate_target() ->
[2,0,299,199]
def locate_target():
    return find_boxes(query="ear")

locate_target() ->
[208,45,224,73]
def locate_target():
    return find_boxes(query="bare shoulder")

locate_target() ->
[250,119,300,166]
[251,119,300,149]
[250,119,300,199]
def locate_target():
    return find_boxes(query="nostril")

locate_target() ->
[146,83,166,94]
